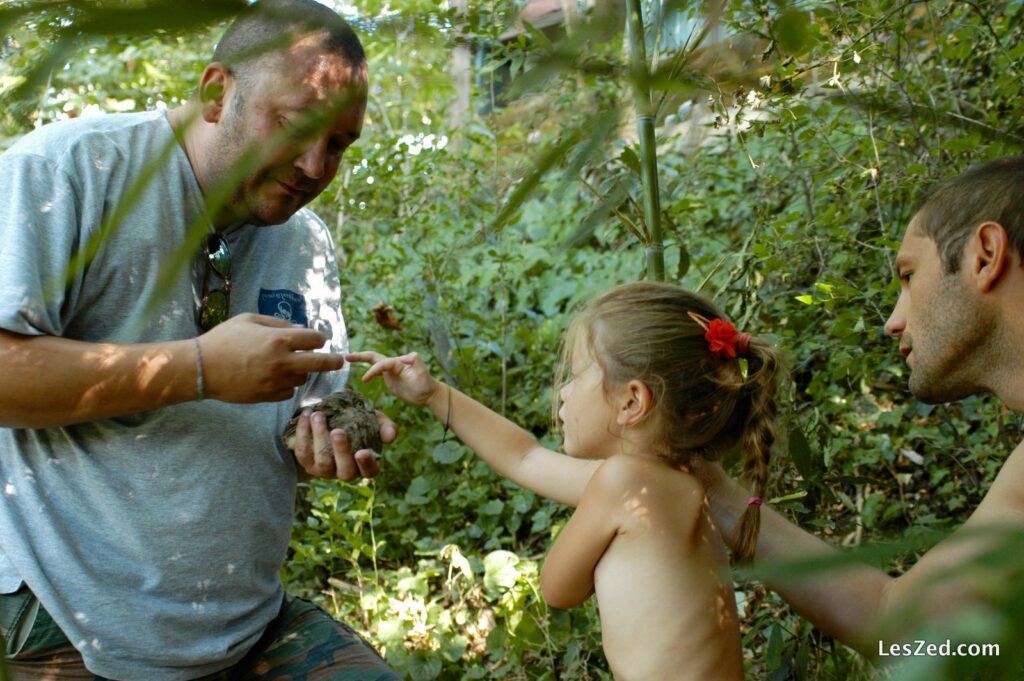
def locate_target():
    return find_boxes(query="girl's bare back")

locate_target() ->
[583,454,743,680]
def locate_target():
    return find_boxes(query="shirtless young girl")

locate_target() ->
[349,280,782,680]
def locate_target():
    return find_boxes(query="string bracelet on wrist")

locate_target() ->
[440,383,452,443]
[193,337,206,401]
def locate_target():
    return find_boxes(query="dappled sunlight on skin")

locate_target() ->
[82,346,180,409]
[290,32,366,100]
[698,502,742,634]
[619,486,653,531]
[0,331,189,427]
[620,483,739,630]
[592,459,743,680]
[97,345,170,382]
[242,73,365,184]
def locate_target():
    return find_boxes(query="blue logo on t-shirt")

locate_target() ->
[258,288,308,326]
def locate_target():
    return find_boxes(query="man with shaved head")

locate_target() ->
[0,1,398,678]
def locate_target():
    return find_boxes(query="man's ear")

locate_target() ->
[617,380,655,427]
[968,221,1009,293]
[198,63,232,124]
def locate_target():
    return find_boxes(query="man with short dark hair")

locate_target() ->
[701,155,1024,650]
[0,1,399,678]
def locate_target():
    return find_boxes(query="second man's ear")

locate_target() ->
[970,221,1010,293]
[198,63,232,124]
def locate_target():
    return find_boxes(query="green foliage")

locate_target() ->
[0,3,227,141]
[4,0,1024,678]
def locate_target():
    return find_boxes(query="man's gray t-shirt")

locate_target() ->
[0,110,347,680]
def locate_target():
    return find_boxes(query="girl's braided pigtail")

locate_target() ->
[733,337,781,563]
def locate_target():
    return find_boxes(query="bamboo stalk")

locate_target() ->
[625,0,666,281]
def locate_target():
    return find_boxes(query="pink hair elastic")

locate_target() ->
[736,332,752,358]
[746,497,763,506]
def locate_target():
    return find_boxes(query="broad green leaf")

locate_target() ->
[483,550,521,592]
[406,651,442,681]
[431,440,464,464]
[775,9,812,56]
[788,424,821,482]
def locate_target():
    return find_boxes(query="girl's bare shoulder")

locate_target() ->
[592,454,705,507]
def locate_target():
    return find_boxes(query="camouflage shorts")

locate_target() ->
[228,595,399,681]
[1,586,399,681]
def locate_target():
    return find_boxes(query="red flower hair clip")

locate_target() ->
[687,311,751,360]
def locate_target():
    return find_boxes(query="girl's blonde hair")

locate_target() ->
[553,281,782,562]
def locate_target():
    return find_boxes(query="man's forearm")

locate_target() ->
[0,330,197,428]
[704,464,892,649]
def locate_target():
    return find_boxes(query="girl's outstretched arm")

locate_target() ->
[347,351,601,506]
